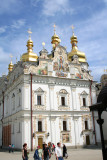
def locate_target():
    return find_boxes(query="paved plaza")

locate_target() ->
[0,148,102,160]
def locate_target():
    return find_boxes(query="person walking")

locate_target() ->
[38,146,43,160]
[34,146,39,160]
[11,144,15,152]
[43,142,45,151]
[43,144,50,160]
[63,144,67,158]
[9,144,11,153]
[55,142,63,160]
[22,143,28,160]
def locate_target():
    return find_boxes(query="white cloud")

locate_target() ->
[0,47,10,62]
[0,0,22,15]
[31,0,41,7]
[43,0,73,16]
[0,26,7,34]
[32,0,73,16]
[11,19,26,29]
[103,0,107,3]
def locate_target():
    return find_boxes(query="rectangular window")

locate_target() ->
[85,121,88,130]
[83,98,86,106]
[61,97,65,106]
[37,95,41,105]
[38,121,42,132]
[63,121,67,131]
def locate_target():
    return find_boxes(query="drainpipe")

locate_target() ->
[2,91,4,147]
[90,80,97,145]
[30,73,33,151]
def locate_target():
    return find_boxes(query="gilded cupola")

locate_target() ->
[68,25,86,63]
[51,24,61,49]
[21,29,38,62]
[8,55,14,73]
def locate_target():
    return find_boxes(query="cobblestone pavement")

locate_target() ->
[0,148,102,160]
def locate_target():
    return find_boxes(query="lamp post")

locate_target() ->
[89,86,107,160]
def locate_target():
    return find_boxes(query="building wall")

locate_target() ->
[0,74,98,149]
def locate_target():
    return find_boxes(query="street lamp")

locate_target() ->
[89,86,107,160]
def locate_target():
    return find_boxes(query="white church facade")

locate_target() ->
[0,27,101,149]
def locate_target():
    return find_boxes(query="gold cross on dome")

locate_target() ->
[28,29,32,39]
[10,54,13,62]
[71,25,75,34]
[53,24,56,34]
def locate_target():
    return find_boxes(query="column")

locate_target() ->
[71,87,77,110]
[49,85,54,110]
[74,117,79,147]
[50,117,56,143]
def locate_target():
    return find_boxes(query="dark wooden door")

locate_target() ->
[38,138,43,149]
[86,135,90,145]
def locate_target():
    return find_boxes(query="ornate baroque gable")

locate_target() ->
[59,89,68,94]
[35,87,44,92]
[80,91,88,95]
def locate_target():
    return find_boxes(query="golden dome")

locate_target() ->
[51,24,61,48]
[21,30,38,62]
[68,29,86,63]
[8,61,14,72]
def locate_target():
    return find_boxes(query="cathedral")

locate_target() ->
[0,25,101,150]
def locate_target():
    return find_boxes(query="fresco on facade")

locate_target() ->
[53,62,58,71]
[59,56,64,71]
[75,68,83,79]
[62,133,70,143]
[75,73,83,79]
[53,56,69,77]
[56,71,67,77]
[38,64,48,75]
[64,63,69,72]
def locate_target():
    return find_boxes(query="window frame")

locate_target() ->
[38,121,42,132]
[83,97,86,107]
[61,97,66,106]
[63,121,67,131]
[85,120,88,130]
[37,95,42,105]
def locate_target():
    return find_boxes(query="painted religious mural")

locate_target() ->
[62,133,70,143]
[37,63,48,75]
[75,68,83,79]
[53,56,69,77]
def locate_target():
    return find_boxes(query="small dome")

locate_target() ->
[8,61,14,72]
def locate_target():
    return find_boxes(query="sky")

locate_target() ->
[0,0,107,81]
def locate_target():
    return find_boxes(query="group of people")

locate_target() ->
[22,142,68,160]
[8,144,15,153]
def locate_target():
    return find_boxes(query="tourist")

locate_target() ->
[43,144,50,160]
[55,142,63,160]
[43,142,45,151]
[48,142,52,155]
[38,146,43,160]
[9,144,11,153]
[63,144,68,158]
[33,146,39,160]
[52,143,55,152]
[11,144,15,152]
[22,143,28,160]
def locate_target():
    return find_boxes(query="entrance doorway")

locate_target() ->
[38,138,43,149]
[86,135,90,145]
